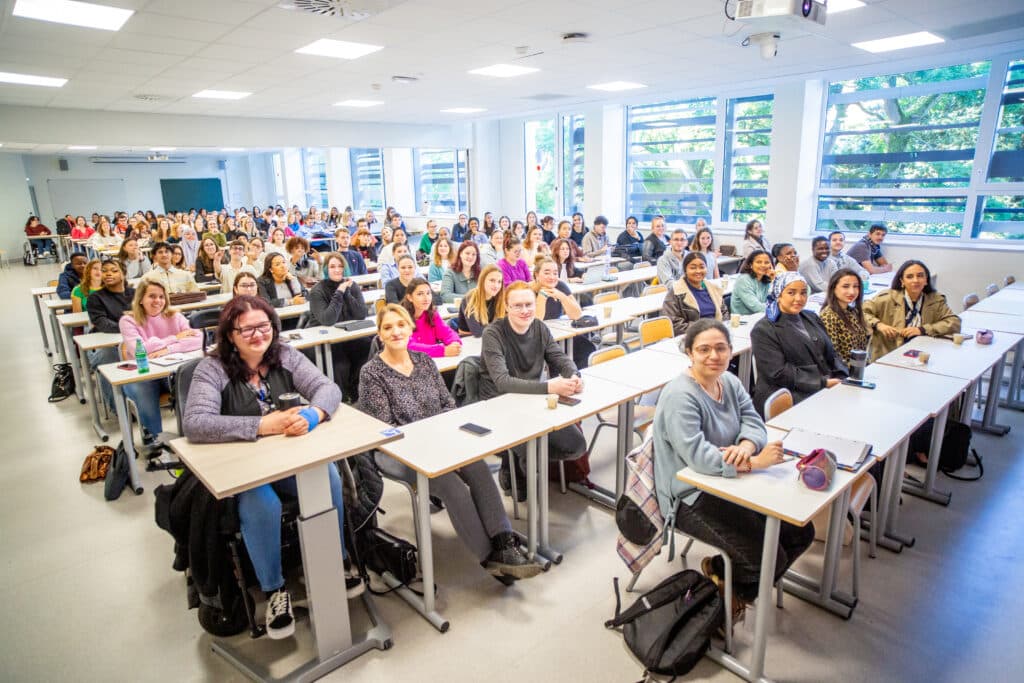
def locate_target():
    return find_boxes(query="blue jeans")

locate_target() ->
[122,377,170,438]
[88,346,119,411]
[238,466,346,592]
[31,238,55,254]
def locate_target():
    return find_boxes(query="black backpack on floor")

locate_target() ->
[908,418,983,481]
[605,569,723,678]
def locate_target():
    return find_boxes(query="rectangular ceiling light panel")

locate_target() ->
[13,0,134,31]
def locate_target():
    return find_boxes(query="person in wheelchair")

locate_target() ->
[359,304,544,584]
[182,295,361,640]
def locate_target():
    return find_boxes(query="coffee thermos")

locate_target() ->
[849,349,866,381]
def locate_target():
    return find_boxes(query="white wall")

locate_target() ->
[383,148,416,216]
[0,153,34,258]
[21,154,238,222]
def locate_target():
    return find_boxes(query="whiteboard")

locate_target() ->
[46,179,127,221]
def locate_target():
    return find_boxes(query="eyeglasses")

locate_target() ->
[508,303,535,312]
[236,282,258,290]
[692,344,731,356]
[234,322,273,338]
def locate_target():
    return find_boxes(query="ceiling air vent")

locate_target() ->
[522,93,571,101]
[132,94,166,102]
[291,0,402,19]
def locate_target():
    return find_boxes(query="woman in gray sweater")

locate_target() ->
[182,295,356,640]
[653,319,814,621]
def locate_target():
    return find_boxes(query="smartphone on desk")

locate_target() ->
[842,378,876,390]
[558,396,581,407]
[117,362,137,371]
[459,422,492,436]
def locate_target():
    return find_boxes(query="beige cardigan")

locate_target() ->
[863,288,961,362]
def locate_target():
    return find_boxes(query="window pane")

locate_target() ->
[972,195,1024,240]
[988,58,1024,182]
[723,94,773,223]
[414,148,465,214]
[349,148,385,211]
[627,97,716,223]
[816,194,966,237]
[525,119,556,215]
[562,114,585,216]
[301,148,328,210]
[271,153,285,203]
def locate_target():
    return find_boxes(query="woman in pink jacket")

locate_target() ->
[119,280,202,449]
[401,278,462,358]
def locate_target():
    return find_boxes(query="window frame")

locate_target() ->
[412,148,468,216]
[348,147,386,212]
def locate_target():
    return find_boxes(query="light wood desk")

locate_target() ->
[431,335,483,373]
[676,426,861,682]
[646,334,753,386]
[374,394,552,632]
[969,289,1024,314]
[73,332,123,441]
[170,405,400,682]
[961,310,1024,410]
[30,286,58,356]
[567,265,658,299]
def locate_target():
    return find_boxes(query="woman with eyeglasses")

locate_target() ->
[219,240,259,295]
[653,318,813,624]
[183,295,360,640]
[232,272,259,297]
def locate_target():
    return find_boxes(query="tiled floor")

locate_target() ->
[2,262,1023,682]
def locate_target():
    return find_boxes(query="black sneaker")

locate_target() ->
[344,559,365,599]
[264,589,295,640]
[484,532,544,580]
[498,460,527,503]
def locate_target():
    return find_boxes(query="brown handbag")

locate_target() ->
[80,445,115,483]
[168,291,207,306]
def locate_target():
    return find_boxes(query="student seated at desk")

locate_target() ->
[377,226,407,266]
[480,229,504,267]
[71,259,102,313]
[457,265,506,337]
[24,215,55,256]
[141,242,200,294]
[353,225,376,263]
[740,219,772,258]
[257,253,307,322]
[379,243,409,286]
[653,319,814,620]
[232,272,259,297]
[119,281,202,449]
[118,238,152,280]
[750,272,848,414]
[359,304,543,583]
[287,237,321,290]
[522,226,546,266]
[550,238,583,283]
[266,227,288,258]
[402,278,461,358]
[688,227,720,279]
[87,260,135,408]
[441,241,480,304]
[863,259,960,363]
[307,253,371,400]
[170,245,187,270]
[335,227,368,277]
[642,215,669,263]
[90,219,121,251]
[183,295,360,640]
[384,254,418,303]
[178,227,199,270]
[662,252,729,336]
[193,238,222,284]
[479,282,587,500]
[615,216,644,259]
[819,268,870,366]
[531,256,595,369]
[656,228,688,288]
[57,253,87,299]
[498,235,532,285]
[218,240,259,295]
[846,224,892,275]
[730,250,773,316]
[428,237,454,283]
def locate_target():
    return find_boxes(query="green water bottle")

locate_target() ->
[135,338,149,374]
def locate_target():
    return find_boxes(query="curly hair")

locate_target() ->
[213,295,284,384]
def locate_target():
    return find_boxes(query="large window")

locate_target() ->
[413,148,468,215]
[722,94,773,223]
[626,95,773,226]
[301,148,328,210]
[562,114,585,215]
[349,147,385,211]
[524,119,556,215]
[816,56,1024,241]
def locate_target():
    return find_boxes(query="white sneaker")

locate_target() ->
[345,560,365,599]
[264,589,295,639]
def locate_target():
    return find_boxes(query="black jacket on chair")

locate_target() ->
[750,310,848,416]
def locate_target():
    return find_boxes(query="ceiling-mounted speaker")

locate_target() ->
[218,160,227,170]
[58,159,69,171]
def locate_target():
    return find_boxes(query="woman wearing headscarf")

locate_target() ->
[749,271,848,416]
[179,226,201,271]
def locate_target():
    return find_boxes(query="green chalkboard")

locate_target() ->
[159,178,224,213]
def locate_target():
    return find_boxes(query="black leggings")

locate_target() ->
[674,494,814,603]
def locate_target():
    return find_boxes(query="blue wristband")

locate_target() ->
[298,407,321,432]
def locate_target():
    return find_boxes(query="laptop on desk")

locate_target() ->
[581,266,607,284]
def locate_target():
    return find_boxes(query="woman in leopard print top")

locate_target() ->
[819,268,869,365]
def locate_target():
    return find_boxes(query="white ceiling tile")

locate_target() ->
[105,33,207,57]
[89,49,186,68]
[120,12,235,42]
[143,0,266,25]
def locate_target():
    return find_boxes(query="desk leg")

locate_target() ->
[706,518,779,683]
[871,445,907,553]
[49,311,67,364]
[882,441,915,549]
[616,322,624,346]
[960,381,977,423]
[973,357,1010,436]
[111,384,143,495]
[536,434,562,565]
[527,438,539,560]
[903,405,952,506]
[782,488,856,619]
[80,346,108,442]
[1000,339,1023,410]
[614,401,634,499]
[33,295,52,356]
[62,326,85,403]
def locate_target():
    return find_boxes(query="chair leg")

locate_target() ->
[721,552,734,655]
[626,571,642,593]
[508,452,520,521]
[679,537,694,559]
[868,484,878,560]
[558,461,566,494]
[775,579,783,608]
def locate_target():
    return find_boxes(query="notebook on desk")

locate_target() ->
[782,428,872,472]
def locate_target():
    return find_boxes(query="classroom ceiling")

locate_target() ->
[0,0,1022,139]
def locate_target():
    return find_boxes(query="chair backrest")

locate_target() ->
[985,283,999,296]
[633,261,650,268]
[589,344,627,366]
[188,309,222,353]
[639,316,672,347]
[719,245,737,256]
[763,388,793,420]
[173,357,203,437]
[1005,275,1016,286]
[47,279,58,287]
[962,293,980,310]
[594,291,621,305]
[374,298,386,315]
[641,284,667,297]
